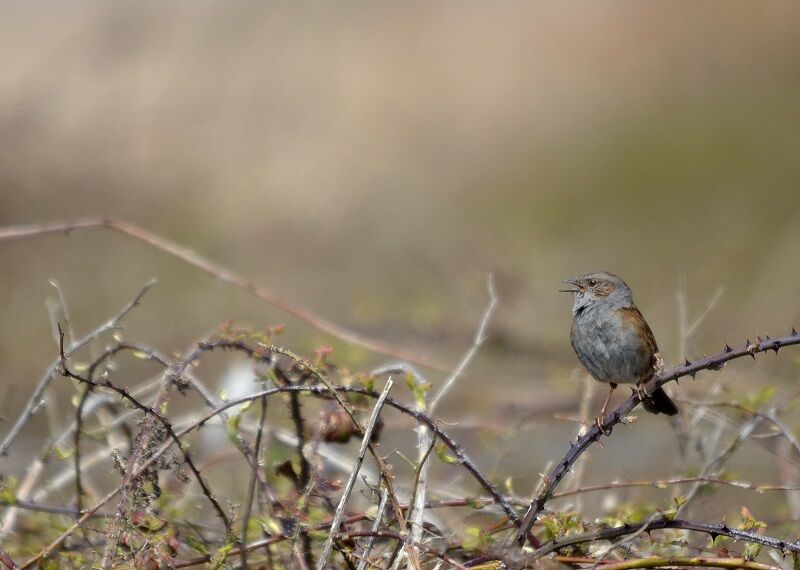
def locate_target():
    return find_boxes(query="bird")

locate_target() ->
[560,271,678,422]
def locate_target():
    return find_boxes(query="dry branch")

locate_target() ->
[593,557,780,570]
[317,379,394,569]
[0,217,441,369]
[531,517,800,559]
[240,393,269,569]
[514,329,800,548]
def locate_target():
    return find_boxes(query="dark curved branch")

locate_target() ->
[531,517,800,558]
[191,338,521,526]
[57,328,232,532]
[514,329,800,547]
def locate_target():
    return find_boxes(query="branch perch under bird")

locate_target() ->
[514,328,800,549]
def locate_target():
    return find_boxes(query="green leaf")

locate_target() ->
[308,530,328,542]
[0,477,17,503]
[54,446,75,460]
[209,542,235,569]
[462,526,483,550]
[465,497,490,510]
[404,371,430,410]
[227,413,242,444]
[435,443,459,464]
[257,515,283,535]
[185,535,209,556]
[744,542,762,561]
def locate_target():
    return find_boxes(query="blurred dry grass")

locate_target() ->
[1,1,800,524]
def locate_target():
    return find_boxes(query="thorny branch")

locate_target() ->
[514,328,800,548]
[530,517,800,558]
[55,327,232,568]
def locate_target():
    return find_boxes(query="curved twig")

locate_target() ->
[57,329,231,532]
[0,217,442,369]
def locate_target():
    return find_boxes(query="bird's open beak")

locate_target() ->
[559,279,580,293]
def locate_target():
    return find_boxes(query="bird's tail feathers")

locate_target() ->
[642,386,679,415]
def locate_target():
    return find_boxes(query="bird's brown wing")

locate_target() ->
[618,305,659,382]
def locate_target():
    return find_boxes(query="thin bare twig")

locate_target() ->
[356,487,390,570]
[679,409,768,515]
[317,379,394,570]
[428,275,498,412]
[0,280,155,459]
[0,218,442,369]
[567,374,595,514]
[240,393,269,569]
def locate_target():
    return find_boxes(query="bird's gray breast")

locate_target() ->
[570,304,650,383]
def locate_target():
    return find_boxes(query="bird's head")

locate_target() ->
[560,271,633,314]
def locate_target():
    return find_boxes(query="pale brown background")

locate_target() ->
[1,2,800,524]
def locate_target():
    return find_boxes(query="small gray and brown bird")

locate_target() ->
[561,271,678,420]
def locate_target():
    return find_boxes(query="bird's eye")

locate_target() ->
[588,279,597,287]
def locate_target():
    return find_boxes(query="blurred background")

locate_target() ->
[1,1,800,532]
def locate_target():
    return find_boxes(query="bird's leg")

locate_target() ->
[594,383,617,432]
[634,381,650,404]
